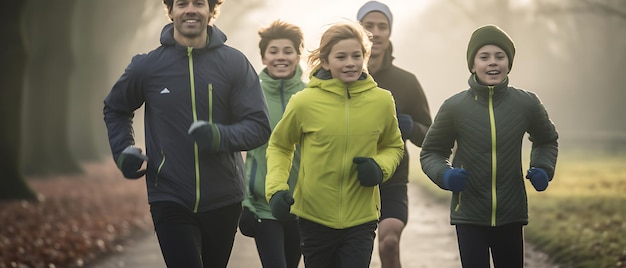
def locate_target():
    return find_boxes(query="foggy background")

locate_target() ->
[3,0,625,179]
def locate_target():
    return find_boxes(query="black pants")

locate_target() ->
[150,201,242,268]
[253,218,301,268]
[455,223,524,268]
[299,218,377,268]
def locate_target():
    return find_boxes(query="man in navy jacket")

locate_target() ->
[103,0,270,267]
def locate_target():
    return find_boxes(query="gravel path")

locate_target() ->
[88,183,561,268]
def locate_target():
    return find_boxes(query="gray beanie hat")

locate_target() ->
[357,1,393,28]
[466,24,516,73]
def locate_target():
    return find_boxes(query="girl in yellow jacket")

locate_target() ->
[265,21,404,268]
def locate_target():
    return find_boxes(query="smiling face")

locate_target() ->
[321,38,364,83]
[169,0,210,46]
[262,39,300,79]
[471,44,510,86]
[360,11,390,59]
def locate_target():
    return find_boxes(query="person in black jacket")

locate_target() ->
[420,24,559,268]
[356,2,432,267]
[103,0,270,267]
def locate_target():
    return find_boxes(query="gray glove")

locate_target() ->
[188,120,221,152]
[116,146,148,179]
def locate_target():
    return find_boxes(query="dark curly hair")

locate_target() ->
[162,0,225,22]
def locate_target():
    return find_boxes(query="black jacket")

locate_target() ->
[370,43,432,185]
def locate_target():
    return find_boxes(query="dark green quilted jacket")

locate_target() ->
[420,74,558,226]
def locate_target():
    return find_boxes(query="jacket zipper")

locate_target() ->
[488,86,497,226]
[188,47,202,213]
[156,150,165,186]
[340,85,351,228]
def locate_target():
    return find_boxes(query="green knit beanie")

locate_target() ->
[466,25,515,73]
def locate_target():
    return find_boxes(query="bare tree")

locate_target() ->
[0,2,38,200]
[21,0,83,176]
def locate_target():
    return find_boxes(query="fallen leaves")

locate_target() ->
[0,161,152,268]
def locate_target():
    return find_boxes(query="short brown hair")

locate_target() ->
[258,20,304,58]
[162,0,225,22]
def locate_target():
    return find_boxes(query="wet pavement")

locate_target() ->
[88,183,560,268]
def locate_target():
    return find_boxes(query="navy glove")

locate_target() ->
[188,120,220,152]
[397,113,414,140]
[269,191,296,221]
[116,146,148,179]
[442,168,468,192]
[353,157,383,187]
[526,167,549,192]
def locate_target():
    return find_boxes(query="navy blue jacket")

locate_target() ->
[104,23,271,212]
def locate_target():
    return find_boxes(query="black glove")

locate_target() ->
[526,167,549,192]
[188,120,220,152]
[116,146,148,179]
[353,157,383,187]
[238,206,258,237]
[269,191,296,221]
[397,113,414,140]
[442,168,468,192]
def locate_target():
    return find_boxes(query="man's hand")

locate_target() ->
[188,120,221,152]
[116,146,148,179]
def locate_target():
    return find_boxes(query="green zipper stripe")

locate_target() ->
[156,150,165,186]
[187,47,201,213]
[488,86,497,226]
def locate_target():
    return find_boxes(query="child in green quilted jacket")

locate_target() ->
[420,24,559,268]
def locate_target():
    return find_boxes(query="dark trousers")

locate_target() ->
[254,218,302,268]
[455,223,524,268]
[150,201,242,268]
[299,218,377,268]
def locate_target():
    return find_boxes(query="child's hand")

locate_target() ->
[269,190,296,220]
[526,167,549,191]
[353,157,383,186]
[442,168,468,192]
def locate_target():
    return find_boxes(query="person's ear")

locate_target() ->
[321,59,329,70]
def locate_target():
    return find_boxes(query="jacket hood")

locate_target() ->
[308,68,375,97]
[160,23,227,51]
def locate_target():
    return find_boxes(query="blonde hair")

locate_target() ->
[307,21,372,73]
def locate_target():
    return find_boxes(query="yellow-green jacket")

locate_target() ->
[265,69,404,229]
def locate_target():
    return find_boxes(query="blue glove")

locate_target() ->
[353,157,383,187]
[397,113,414,140]
[116,146,148,179]
[269,191,296,221]
[442,168,468,192]
[188,120,220,152]
[526,167,549,192]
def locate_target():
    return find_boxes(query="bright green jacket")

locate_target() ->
[243,66,305,220]
[265,69,405,229]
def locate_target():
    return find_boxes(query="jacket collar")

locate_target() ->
[308,68,377,97]
[259,65,304,96]
[468,74,509,98]
[159,23,227,52]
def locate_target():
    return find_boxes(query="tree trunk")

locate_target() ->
[0,1,38,200]
[22,0,83,176]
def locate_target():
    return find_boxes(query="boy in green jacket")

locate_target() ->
[420,25,558,268]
